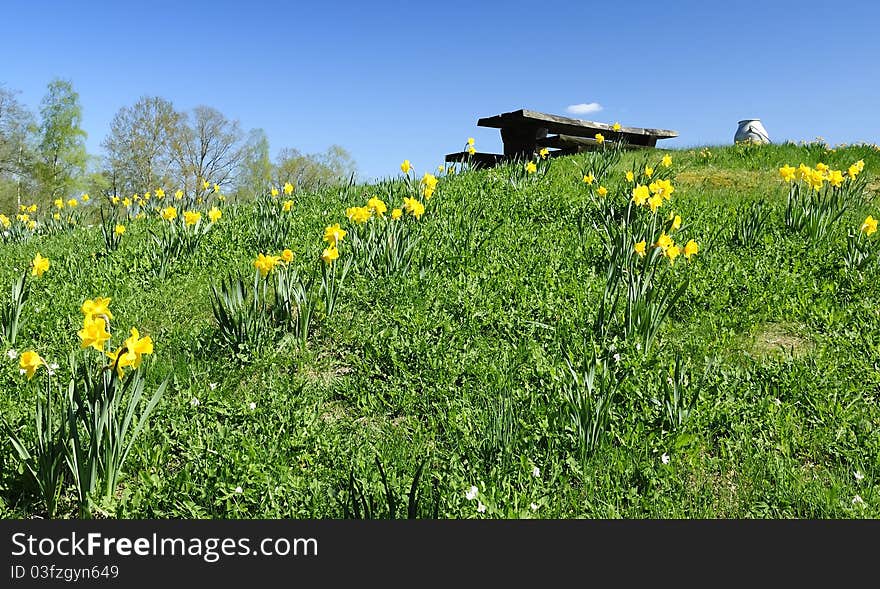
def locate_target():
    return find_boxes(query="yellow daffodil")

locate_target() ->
[632,185,650,206]
[648,194,664,213]
[323,223,347,246]
[671,214,682,231]
[662,154,673,168]
[403,197,425,219]
[155,188,165,198]
[143,191,152,200]
[282,199,294,212]
[81,194,90,202]
[202,179,210,190]
[539,148,550,159]
[644,166,654,178]
[82,297,113,321]
[67,199,78,208]
[213,183,220,193]
[467,146,476,155]
[779,164,796,182]
[271,187,279,197]
[525,161,537,174]
[807,169,824,191]
[597,186,608,197]
[183,211,201,226]
[19,350,44,380]
[119,327,153,370]
[626,171,634,182]
[54,198,64,210]
[391,208,403,220]
[281,249,294,263]
[650,178,675,200]
[27,204,37,212]
[253,253,282,277]
[684,239,699,259]
[795,163,811,181]
[612,122,621,132]
[346,206,372,224]
[78,316,111,352]
[160,206,177,221]
[174,190,184,200]
[123,198,132,207]
[467,137,475,146]
[368,196,388,216]
[634,240,646,257]
[655,232,673,251]
[827,169,844,188]
[111,196,120,205]
[400,160,412,174]
[595,133,605,144]
[861,215,878,236]
[665,244,681,265]
[283,182,294,195]
[31,253,50,277]
[321,245,339,264]
[208,207,222,223]
[0,214,9,228]
[582,173,594,185]
[27,220,35,231]
[115,224,126,236]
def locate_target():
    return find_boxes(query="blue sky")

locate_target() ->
[2,0,879,181]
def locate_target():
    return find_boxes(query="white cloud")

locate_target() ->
[566,102,603,115]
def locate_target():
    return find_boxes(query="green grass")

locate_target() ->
[1,140,879,518]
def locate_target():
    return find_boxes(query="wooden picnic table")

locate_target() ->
[445,108,678,167]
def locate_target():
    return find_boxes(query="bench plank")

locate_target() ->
[444,151,505,168]
[537,134,654,151]
[477,109,678,139]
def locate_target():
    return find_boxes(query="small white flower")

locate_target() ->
[852,495,864,505]
[530,503,539,511]
[854,471,864,481]
[190,397,200,407]
[209,382,218,391]
[49,362,59,370]
[249,402,256,410]
[532,466,540,478]
[613,353,621,363]
[234,486,243,494]
[661,453,670,465]
[6,349,18,360]
[476,501,486,513]
[635,342,642,351]
[465,486,478,501]
[19,369,26,376]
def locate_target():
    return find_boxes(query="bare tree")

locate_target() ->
[102,96,181,195]
[275,144,356,192]
[171,105,243,197]
[0,85,36,210]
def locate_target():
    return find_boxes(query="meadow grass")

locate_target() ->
[1,141,878,518]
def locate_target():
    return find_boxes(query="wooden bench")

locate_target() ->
[445,108,678,167]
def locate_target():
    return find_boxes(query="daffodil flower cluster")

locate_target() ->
[780,159,868,239]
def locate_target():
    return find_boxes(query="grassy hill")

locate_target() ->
[1,140,879,518]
